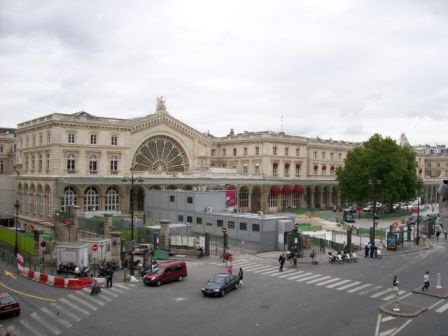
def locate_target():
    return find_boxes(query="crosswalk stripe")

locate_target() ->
[297,274,322,282]
[379,328,396,336]
[315,278,340,286]
[382,316,396,322]
[67,294,98,311]
[435,302,448,313]
[108,287,125,294]
[231,260,251,267]
[253,266,276,273]
[245,265,272,272]
[82,287,111,301]
[100,289,119,298]
[76,289,107,305]
[20,319,46,336]
[6,325,24,336]
[114,283,131,290]
[337,281,362,291]
[307,275,332,284]
[261,269,281,275]
[370,288,393,298]
[50,302,81,322]
[399,292,413,300]
[359,285,382,295]
[41,307,72,329]
[287,272,312,280]
[382,290,406,301]
[59,298,90,316]
[270,270,297,277]
[428,299,445,310]
[326,279,350,288]
[31,312,62,335]
[347,283,372,293]
[237,263,260,270]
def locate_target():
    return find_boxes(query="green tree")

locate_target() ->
[336,134,419,207]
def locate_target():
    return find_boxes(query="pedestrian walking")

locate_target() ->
[364,243,369,258]
[91,275,101,295]
[393,276,400,311]
[278,254,285,272]
[369,244,375,258]
[319,238,325,253]
[238,267,244,287]
[436,231,440,242]
[106,269,113,288]
[422,271,430,291]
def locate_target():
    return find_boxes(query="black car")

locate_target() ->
[343,211,356,223]
[201,273,239,297]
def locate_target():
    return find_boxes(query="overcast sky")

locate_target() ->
[1,0,447,145]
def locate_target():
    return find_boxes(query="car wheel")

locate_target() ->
[221,290,225,297]
[16,310,21,316]
[178,276,183,282]
[156,281,162,287]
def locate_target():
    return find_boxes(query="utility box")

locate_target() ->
[55,242,89,267]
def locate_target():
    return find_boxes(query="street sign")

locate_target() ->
[92,243,98,252]
[40,240,47,251]
[221,227,228,234]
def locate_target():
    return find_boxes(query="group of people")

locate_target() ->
[364,242,379,258]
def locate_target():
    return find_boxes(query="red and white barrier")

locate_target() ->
[16,252,91,289]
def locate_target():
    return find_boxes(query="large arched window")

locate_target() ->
[89,155,97,173]
[84,186,99,211]
[63,187,77,212]
[105,187,120,211]
[67,154,76,172]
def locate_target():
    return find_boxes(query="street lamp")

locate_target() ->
[122,171,144,276]
[415,180,424,245]
[369,178,381,246]
[14,200,20,255]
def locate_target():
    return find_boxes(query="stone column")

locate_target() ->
[309,188,315,209]
[104,214,113,238]
[72,205,81,242]
[110,231,122,268]
[159,219,170,249]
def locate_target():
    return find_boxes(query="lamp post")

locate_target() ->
[122,172,144,276]
[369,178,381,246]
[415,180,424,245]
[14,200,20,255]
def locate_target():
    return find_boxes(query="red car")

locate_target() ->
[0,292,20,317]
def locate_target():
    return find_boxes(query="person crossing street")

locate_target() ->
[278,254,286,272]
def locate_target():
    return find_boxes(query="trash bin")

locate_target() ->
[154,249,169,260]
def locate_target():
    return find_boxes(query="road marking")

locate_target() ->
[76,289,107,305]
[277,270,301,278]
[306,275,332,284]
[114,283,131,290]
[20,319,46,336]
[347,283,372,293]
[296,274,322,282]
[315,277,340,286]
[41,306,73,329]
[231,260,251,267]
[326,279,350,288]
[100,289,119,298]
[428,299,445,310]
[390,320,412,336]
[374,314,381,336]
[245,265,272,272]
[31,312,62,335]
[382,290,406,301]
[67,294,98,311]
[435,302,448,313]
[244,264,268,271]
[337,281,361,291]
[59,297,90,316]
[370,288,393,298]
[82,287,111,301]
[50,302,81,322]
[382,316,396,322]
[379,328,396,336]
[6,325,24,336]
[359,285,382,295]
[399,292,413,300]
[108,287,125,294]
[261,269,281,275]
[286,272,312,280]
[270,269,296,277]
[4,270,16,279]
[253,266,276,273]
[0,281,56,302]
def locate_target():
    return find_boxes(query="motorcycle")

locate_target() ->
[57,262,76,274]
[375,248,382,259]
[196,247,204,259]
[351,252,358,262]
[328,252,343,264]
[74,265,90,278]
[342,251,352,263]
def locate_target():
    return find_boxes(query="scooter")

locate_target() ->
[350,252,358,262]
[74,265,90,278]
[375,248,382,259]
[57,262,76,274]
[342,251,352,263]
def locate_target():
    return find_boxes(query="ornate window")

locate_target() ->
[31,155,35,171]
[63,187,77,212]
[110,155,118,173]
[67,154,76,172]
[84,186,99,211]
[255,163,260,174]
[0,160,3,173]
[239,188,249,208]
[105,187,120,211]
[90,134,97,145]
[268,193,278,207]
[132,136,189,172]
[68,133,75,144]
[38,154,42,171]
[89,155,97,173]
[111,135,118,146]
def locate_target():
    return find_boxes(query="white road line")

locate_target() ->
[370,288,393,298]
[100,289,119,298]
[253,267,276,273]
[76,289,106,305]
[337,281,362,291]
[315,277,340,286]
[374,314,381,336]
[399,292,413,300]
[108,287,125,294]
[307,275,332,284]
[359,285,382,295]
[435,302,448,313]
[326,279,350,288]
[297,274,323,282]
[59,297,90,316]
[379,328,396,336]
[428,299,445,310]
[51,302,81,322]
[286,272,311,280]
[6,325,24,336]
[242,264,266,271]
[390,319,412,336]
[261,269,281,275]
[31,312,62,335]
[245,265,272,272]
[82,287,111,301]
[114,283,130,290]
[347,283,372,293]
[270,269,296,277]
[231,260,250,266]
[382,290,406,301]
[278,270,302,278]
[20,319,46,336]
[67,294,98,311]
[382,316,396,322]
[41,307,73,329]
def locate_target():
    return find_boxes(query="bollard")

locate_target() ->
[437,273,442,289]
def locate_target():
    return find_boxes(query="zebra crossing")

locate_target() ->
[212,259,448,314]
[0,283,135,336]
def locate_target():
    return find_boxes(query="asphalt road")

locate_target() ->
[1,239,448,336]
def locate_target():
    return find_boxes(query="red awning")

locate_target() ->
[293,185,304,194]
[273,162,279,168]
[313,164,318,170]
[270,185,282,195]
[282,185,293,194]
[296,163,301,168]
[322,165,327,170]
[285,162,290,168]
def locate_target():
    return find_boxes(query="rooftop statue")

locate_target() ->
[156,96,167,114]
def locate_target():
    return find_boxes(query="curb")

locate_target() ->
[412,287,448,299]
[379,301,427,318]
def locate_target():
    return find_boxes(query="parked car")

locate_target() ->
[201,273,239,297]
[143,260,187,286]
[133,243,153,255]
[343,211,356,223]
[0,292,20,317]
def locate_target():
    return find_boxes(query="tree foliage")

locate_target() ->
[336,134,420,206]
